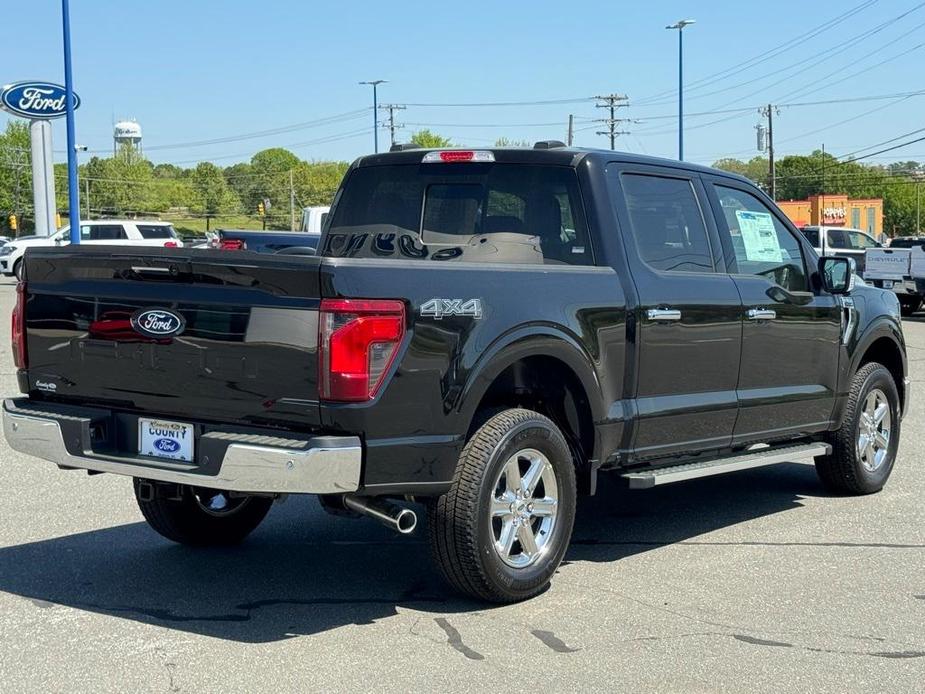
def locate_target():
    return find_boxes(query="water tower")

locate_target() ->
[113,119,142,156]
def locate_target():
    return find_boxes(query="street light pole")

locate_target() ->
[666,19,695,161]
[359,80,387,153]
[62,0,80,243]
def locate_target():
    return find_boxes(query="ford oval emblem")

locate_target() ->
[154,438,181,453]
[0,81,80,119]
[130,308,186,338]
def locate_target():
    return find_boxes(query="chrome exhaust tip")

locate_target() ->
[343,495,417,534]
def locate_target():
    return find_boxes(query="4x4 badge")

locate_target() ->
[420,298,483,320]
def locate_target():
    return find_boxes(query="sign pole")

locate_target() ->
[29,120,57,236]
[62,0,80,244]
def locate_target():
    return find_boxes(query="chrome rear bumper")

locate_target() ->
[2,399,361,494]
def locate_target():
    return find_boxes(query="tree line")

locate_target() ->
[5,118,920,237]
[713,152,924,236]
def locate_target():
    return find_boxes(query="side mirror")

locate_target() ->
[819,256,855,294]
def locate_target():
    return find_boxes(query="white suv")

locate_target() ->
[0,220,184,279]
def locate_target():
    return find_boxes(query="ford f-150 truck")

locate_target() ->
[4,144,908,602]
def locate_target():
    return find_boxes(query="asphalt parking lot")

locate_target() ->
[0,279,922,693]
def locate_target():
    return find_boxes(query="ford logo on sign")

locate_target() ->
[0,81,80,119]
[154,438,181,453]
[130,308,186,338]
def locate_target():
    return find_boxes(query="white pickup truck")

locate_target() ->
[300,205,330,233]
[799,225,924,316]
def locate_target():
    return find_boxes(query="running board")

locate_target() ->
[620,442,831,489]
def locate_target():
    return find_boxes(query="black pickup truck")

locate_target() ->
[5,144,908,602]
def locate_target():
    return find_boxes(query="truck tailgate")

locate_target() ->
[864,248,910,281]
[22,246,323,429]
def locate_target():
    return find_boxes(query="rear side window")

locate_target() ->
[323,164,592,265]
[620,173,713,273]
[81,224,127,241]
[799,227,819,247]
[137,224,178,239]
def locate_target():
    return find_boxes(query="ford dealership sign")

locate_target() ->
[0,81,80,119]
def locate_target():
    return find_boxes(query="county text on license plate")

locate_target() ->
[138,418,195,462]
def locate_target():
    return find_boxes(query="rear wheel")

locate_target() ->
[133,479,273,546]
[816,362,900,495]
[427,408,576,603]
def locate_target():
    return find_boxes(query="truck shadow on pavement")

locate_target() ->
[0,463,827,643]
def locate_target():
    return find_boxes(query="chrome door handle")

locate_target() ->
[646,308,682,322]
[747,308,777,321]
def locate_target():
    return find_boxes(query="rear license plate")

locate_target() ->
[138,418,195,462]
[883,280,894,289]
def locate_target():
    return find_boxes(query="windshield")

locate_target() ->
[323,163,592,265]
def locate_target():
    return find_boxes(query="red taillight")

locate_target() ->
[164,240,179,248]
[11,281,27,368]
[318,298,405,402]
[220,239,245,250]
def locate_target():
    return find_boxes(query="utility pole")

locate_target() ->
[759,104,779,200]
[820,143,826,228]
[288,169,295,231]
[85,177,89,218]
[567,114,574,146]
[917,179,921,234]
[594,94,630,150]
[379,104,406,147]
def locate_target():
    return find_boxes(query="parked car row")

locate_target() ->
[0,221,183,280]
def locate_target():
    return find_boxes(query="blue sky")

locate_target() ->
[2,0,923,167]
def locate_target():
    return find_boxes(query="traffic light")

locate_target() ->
[257,202,265,217]
[8,214,16,231]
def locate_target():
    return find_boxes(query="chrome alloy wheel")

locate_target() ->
[857,388,892,472]
[489,448,559,568]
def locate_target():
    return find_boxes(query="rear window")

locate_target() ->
[137,224,178,239]
[322,163,592,265]
[889,237,923,249]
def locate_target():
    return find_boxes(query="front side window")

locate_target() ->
[714,185,806,292]
[846,230,879,249]
[621,173,713,273]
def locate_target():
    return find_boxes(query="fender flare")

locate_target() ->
[847,318,905,378]
[456,324,605,430]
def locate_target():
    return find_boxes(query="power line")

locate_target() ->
[402,96,594,107]
[633,0,881,105]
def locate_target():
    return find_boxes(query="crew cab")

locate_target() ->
[4,145,907,602]
[0,220,183,280]
[798,224,881,275]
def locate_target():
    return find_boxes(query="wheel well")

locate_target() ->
[471,356,596,490]
[859,337,905,410]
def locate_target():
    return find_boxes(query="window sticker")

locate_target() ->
[735,210,781,262]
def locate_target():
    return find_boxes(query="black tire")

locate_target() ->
[427,408,577,603]
[13,259,23,281]
[816,362,901,495]
[899,299,921,317]
[133,479,273,546]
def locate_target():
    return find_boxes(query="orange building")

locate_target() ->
[777,194,883,237]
